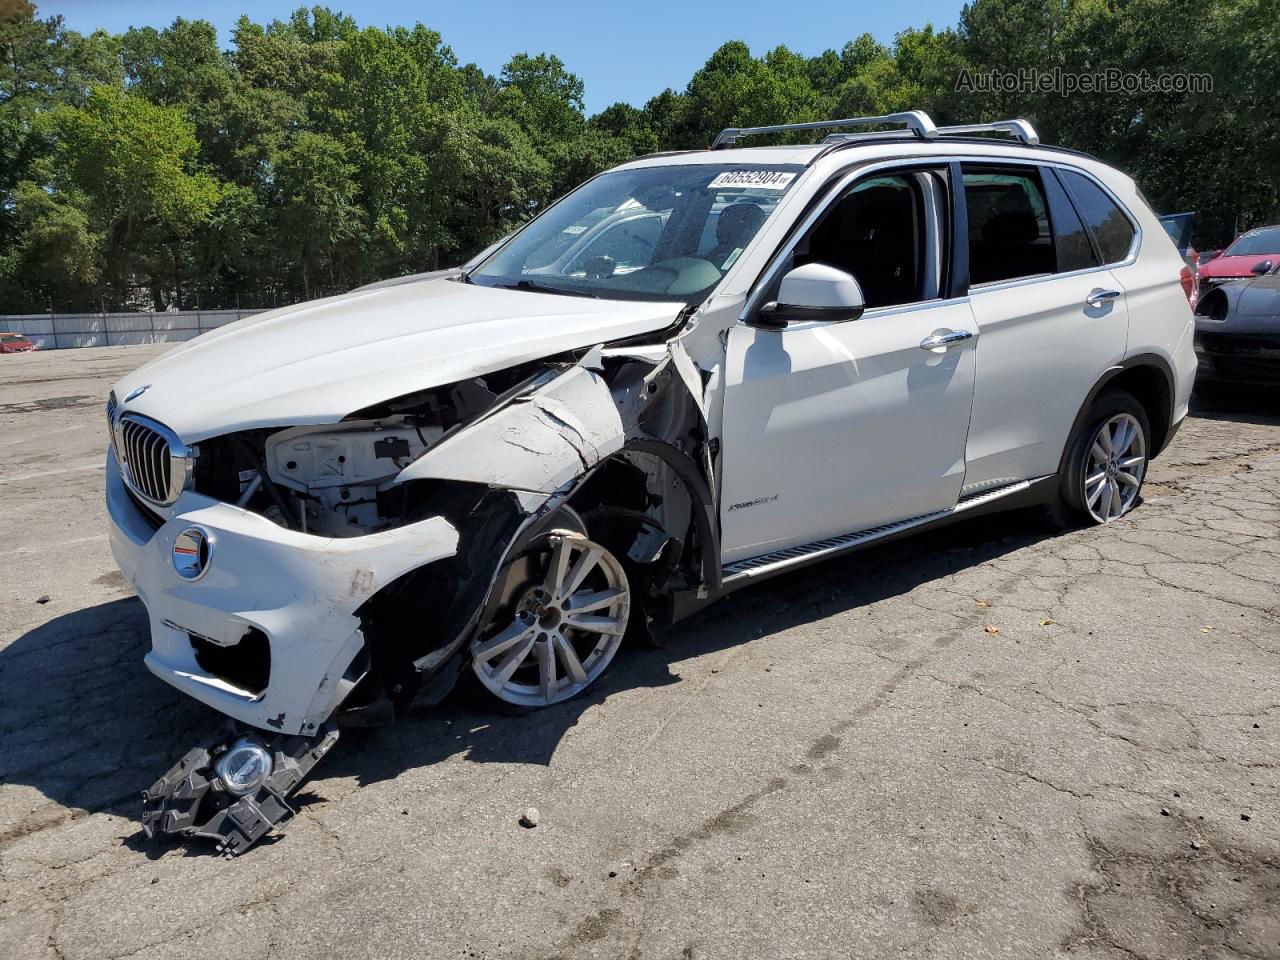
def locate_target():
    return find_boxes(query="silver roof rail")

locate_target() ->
[936,119,1040,145]
[711,110,939,150]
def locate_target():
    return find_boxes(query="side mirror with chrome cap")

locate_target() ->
[753,263,866,328]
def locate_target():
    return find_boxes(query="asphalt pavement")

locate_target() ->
[1,344,1277,960]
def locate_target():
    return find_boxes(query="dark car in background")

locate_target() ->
[1197,225,1280,297]
[1193,262,1280,390]
[0,332,37,354]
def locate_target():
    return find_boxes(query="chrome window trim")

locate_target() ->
[740,152,1143,323]
[966,261,1121,295]
[739,156,952,323]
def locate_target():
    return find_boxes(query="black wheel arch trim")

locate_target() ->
[1059,353,1178,474]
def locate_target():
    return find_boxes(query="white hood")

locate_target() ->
[113,278,683,442]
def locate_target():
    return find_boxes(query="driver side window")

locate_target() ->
[791,172,940,309]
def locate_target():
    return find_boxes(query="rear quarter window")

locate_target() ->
[1060,170,1136,264]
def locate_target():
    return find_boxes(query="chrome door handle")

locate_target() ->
[1086,289,1122,308]
[919,329,974,351]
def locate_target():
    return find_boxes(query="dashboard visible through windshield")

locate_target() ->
[469,163,804,304]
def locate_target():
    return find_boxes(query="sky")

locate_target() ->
[49,0,965,114]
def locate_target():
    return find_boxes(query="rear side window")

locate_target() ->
[1042,170,1100,273]
[963,167,1054,284]
[1060,170,1136,264]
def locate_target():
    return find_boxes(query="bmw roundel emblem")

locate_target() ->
[124,384,151,403]
[172,526,212,580]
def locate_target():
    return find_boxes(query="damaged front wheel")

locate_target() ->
[471,530,630,708]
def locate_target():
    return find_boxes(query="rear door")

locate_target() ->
[960,163,1131,492]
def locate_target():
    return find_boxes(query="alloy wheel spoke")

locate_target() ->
[1088,478,1108,509]
[1120,455,1145,470]
[1116,470,1140,488]
[1108,481,1123,518]
[475,618,537,662]
[1097,426,1113,455]
[1112,419,1132,457]
[544,536,572,594]
[566,587,622,614]
[559,546,603,601]
[1090,441,1108,465]
[553,634,588,684]
[536,638,556,701]
[564,613,626,636]
[1086,470,1107,489]
[491,635,536,687]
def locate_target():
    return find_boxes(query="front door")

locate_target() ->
[718,168,978,566]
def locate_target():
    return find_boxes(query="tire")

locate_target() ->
[468,525,631,711]
[1050,389,1151,527]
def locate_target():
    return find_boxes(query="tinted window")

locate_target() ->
[794,174,931,309]
[1043,169,1100,272]
[1061,170,1135,264]
[963,167,1055,284]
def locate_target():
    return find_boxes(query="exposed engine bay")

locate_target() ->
[187,362,550,537]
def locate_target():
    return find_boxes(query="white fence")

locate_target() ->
[0,310,266,350]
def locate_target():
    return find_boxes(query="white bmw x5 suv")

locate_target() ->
[106,111,1195,853]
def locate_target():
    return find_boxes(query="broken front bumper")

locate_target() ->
[106,447,460,736]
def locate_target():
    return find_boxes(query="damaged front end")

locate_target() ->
[117,332,718,856]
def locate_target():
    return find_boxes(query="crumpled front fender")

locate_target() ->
[395,362,628,494]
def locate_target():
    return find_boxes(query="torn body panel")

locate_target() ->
[395,364,627,493]
[107,446,461,736]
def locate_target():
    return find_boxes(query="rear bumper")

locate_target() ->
[106,448,460,734]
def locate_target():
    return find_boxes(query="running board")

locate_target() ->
[721,479,1036,584]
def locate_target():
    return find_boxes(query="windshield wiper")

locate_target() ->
[503,279,600,299]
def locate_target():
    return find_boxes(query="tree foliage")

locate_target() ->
[1,0,1275,312]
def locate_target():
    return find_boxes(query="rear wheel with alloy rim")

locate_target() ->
[471,530,630,709]
[1082,411,1147,522]
[1054,389,1151,527]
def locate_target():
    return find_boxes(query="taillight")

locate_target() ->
[1179,264,1195,304]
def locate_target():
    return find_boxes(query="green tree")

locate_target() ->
[40,86,221,308]
[498,53,586,146]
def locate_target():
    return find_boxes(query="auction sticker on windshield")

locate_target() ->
[708,170,797,190]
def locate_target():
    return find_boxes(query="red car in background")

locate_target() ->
[0,332,37,354]
[1198,224,1280,296]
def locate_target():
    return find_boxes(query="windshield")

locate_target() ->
[1225,226,1280,257]
[470,163,803,304]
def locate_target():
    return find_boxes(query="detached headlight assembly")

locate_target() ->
[214,738,274,796]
